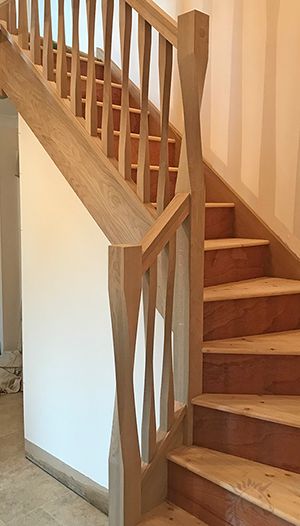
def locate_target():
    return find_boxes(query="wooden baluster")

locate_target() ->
[109,245,142,526]
[174,10,209,443]
[70,0,82,116]
[56,0,68,98]
[85,0,97,135]
[30,0,41,64]
[7,0,17,34]
[0,2,8,26]
[137,16,151,203]
[43,0,54,81]
[157,35,172,213]
[101,0,114,156]
[18,0,28,49]
[160,236,176,432]
[118,0,132,180]
[142,260,157,463]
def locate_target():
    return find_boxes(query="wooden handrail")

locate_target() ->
[141,192,190,272]
[126,0,177,47]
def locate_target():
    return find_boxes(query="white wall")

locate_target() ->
[19,117,164,488]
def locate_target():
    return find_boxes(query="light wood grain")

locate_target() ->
[157,35,172,213]
[43,0,54,81]
[204,238,269,251]
[7,0,16,34]
[203,330,300,355]
[204,277,300,303]
[168,446,300,525]
[101,0,114,156]
[125,0,177,48]
[137,15,151,202]
[119,0,132,180]
[56,0,68,97]
[0,32,154,244]
[70,0,82,116]
[192,394,300,429]
[30,0,41,64]
[109,245,142,526]
[142,260,157,464]
[139,501,208,525]
[18,0,28,48]
[174,10,209,442]
[160,236,176,432]
[141,193,190,272]
[85,0,97,135]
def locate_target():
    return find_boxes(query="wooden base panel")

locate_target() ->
[203,354,300,395]
[193,406,300,474]
[204,294,300,341]
[168,463,290,526]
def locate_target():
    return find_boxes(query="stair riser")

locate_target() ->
[54,54,105,80]
[205,207,234,239]
[107,135,176,166]
[168,462,290,526]
[203,354,300,395]
[81,102,142,134]
[193,406,300,474]
[204,294,300,340]
[131,168,177,203]
[204,245,268,287]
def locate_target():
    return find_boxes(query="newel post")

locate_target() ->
[174,10,209,443]
[108,245,142,526]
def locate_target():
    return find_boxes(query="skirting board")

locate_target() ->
[25,439,109,515]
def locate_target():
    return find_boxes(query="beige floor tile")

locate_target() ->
[7,507,61,526]
[43,493,108,526]
[0,432,24,463]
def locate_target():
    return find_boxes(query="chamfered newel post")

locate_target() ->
[108,245,142,526]
[174,9,209,444]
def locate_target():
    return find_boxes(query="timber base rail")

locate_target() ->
[0,0,209,524]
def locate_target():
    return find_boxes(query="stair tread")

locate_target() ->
[79,96,142,113]
[203,330,300,355]
[204,238,269,251]
[139,502,208,525]
[192,394,300,428]
[65,71,122,89]
[204,276,300,302]
[168,446,300,525]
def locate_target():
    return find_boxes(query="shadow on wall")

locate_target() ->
[178,0,300,258]
[0,98,22,394]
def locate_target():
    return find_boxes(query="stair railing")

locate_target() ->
[0,1,208,524]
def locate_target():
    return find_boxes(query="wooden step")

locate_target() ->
[203,331,300,395]
[192,394,300,473]
[80,97,143,134]
[132,165,178,203]
[168,446,300,526]
[204,238,269,287]
[139,502,208,525]
[53,49,105,79]
[203,330,300,355]
[97,128,176,166]
[204,277,300,340]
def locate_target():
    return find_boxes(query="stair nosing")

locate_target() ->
[192,394,300,428]
[203,330,300,355]
[204,238,269,251]
[204,277,300,303]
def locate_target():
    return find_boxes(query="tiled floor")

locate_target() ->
[0,393,108,525]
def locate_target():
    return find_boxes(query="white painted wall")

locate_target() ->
[19,117,164,488]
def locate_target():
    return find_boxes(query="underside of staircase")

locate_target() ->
[1,3,300,525]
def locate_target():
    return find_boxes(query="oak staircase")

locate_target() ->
[1,1,300,525]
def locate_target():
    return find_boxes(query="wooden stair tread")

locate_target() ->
[133,164,178,173]
[168,446,300,525]
[192,394,300,428]
[53,47,104,66]
[78,96,142,113]
[65,71,122,89]
[204,238,269,251]
[204,277,300,302]
[138,502,208,525]
[203,330,300,355]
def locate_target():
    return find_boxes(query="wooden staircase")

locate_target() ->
[1,1,300,525]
